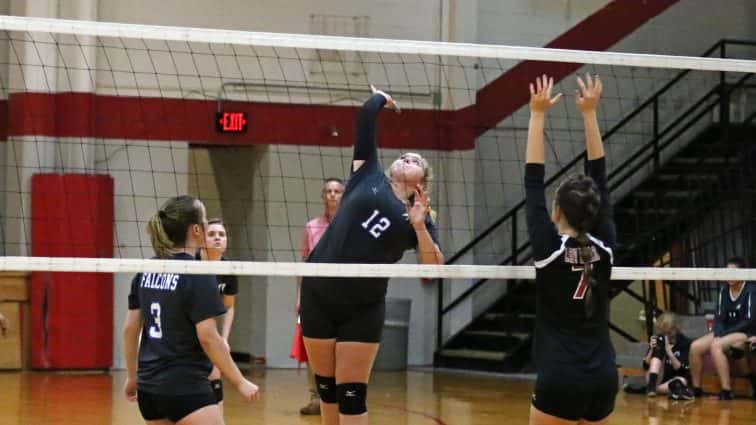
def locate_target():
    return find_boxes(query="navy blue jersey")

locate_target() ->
[217,257,239,296]
[304,94,439,304]
[525,158,616,372]
[196,253,239,296]
[128,252,226,395]
[713,282,755,337]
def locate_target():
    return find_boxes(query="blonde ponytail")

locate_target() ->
[147,212,175,258]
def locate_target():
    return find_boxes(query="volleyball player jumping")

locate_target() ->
[300,86,444,425]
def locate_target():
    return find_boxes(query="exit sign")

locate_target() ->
[215,111,248,133]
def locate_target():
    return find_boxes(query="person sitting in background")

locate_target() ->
[643,312,694,400]
[688,257,756,400]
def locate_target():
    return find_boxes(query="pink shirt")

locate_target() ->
[301,215,332,259]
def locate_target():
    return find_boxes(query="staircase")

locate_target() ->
[436,281,535,372]
[615,123,756,267]
[435,39,756,373]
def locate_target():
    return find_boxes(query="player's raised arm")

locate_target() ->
[352,85,400,173]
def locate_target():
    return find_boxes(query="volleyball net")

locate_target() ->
[0,15,753,282]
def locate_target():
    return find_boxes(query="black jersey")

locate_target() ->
[128,252,226,395]
[216,257,238,296]
[217,273,238,297]
[525,158,617,371]
[194,253,239,296]
[713,282,755,337]
[303,94,439,304]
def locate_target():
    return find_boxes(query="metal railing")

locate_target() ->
[436,39,756,352]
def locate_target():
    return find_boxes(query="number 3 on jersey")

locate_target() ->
[362,209,391,238]
[149,302,163,339]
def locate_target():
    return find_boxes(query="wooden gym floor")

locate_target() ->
[0,369,754,425]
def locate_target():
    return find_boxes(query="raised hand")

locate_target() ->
[370,84,401,113]
[575,73,603,114]
[529,74,563,113]
[407,185,430,229]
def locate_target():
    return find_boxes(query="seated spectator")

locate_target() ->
[643,312,694,400]
[689,257,756,400]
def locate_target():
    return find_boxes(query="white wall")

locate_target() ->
[99,0,443,42]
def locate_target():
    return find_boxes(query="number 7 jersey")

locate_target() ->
[524,158,617,371]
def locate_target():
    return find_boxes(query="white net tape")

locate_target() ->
[2,256,754,282]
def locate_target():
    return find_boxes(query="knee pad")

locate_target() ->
[315,375,338,403]
[210,379,223,403]
[337,383,367,415]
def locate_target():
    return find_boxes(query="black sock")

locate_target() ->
[719,389,733,400]
[748,373,756,394]
[693,387,703,397]
[669,380,683,393]
[648,373,658,390]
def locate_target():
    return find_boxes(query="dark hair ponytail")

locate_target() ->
[575,233,599,318]
[556,175,601,318]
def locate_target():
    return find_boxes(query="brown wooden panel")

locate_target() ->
[0,302,22,369]
[0,273,29,302]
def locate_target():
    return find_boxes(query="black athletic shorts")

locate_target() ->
[532,363,618,422]
[300,288,385,343]
[137,390,217,422]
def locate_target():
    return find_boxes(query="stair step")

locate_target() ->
[670,156,730,164]
[434,352,525,373]
[632,190,700,198]
[616,207,679,215]
[655,173,719,181]
[440,348,508,361]
[463,330,529,339]
[480,312,535,322]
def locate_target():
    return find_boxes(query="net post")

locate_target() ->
[436,278,444,352]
